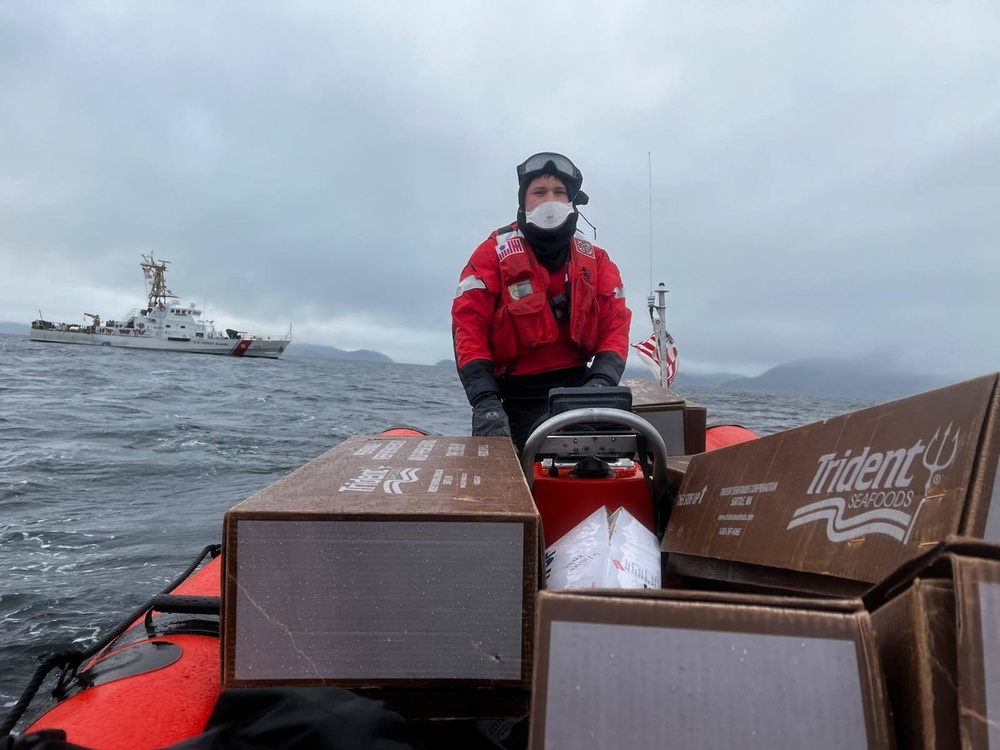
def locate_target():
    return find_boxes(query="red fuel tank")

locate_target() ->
[531,460,654,546]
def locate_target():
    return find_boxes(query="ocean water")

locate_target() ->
[0,334,872,716]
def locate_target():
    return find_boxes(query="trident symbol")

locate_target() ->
[922,422,960,494]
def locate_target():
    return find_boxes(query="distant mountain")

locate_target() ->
[671,371,746,388]
[622,362,741,388]
[435,360,456,368]
[625,354,957,401]
[718,357,952,402]
[0,322,28,335]
[283,342,392,363]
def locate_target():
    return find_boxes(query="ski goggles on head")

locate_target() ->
[516,152,582,185]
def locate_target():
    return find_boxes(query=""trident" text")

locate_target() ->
[806,442,925,495]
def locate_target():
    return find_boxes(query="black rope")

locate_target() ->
[0,653,79,738]
[0,543,221,738]
[74,544,221,665]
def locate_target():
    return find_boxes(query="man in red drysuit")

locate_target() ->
[451,152,632,451]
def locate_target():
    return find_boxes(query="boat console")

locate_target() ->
[521,387,651,462]
[521,386,671,543]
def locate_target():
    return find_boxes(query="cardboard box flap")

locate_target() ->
[870,578,958,749]
[533,591,893,749]
[869,547,1000,749]
[665,374,1000,586]
[952,555,1000,749]
[668,552,872,598]
[863,536,1000,609]
[550,584,866,614]
[968,373,1000,537]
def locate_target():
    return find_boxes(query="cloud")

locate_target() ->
[2,1,998,379]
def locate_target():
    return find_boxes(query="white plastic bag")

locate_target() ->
[604,507,662,589]
[544,506,611,590]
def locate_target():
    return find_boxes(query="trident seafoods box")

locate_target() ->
[866,541,1000,749]
[221,435,539,718]
[663,373,1000,590]
[530,589,894,749]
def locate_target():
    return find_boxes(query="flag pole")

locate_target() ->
[646,292,657,387]
[655,283,668,389]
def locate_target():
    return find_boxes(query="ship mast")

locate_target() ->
[141,254,178,309]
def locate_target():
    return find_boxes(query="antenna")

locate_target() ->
[645,152,672,388]
[648,151,653,294]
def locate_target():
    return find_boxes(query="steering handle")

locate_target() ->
[519,408,669,498]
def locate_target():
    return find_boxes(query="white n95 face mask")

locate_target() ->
[524,200,574,230]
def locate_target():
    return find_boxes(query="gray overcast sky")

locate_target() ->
[2,1,997,378]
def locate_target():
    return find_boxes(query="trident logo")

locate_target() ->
[922,422,960,493]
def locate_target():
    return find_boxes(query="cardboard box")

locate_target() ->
[625,377,707,455]
[663,373,1000,592]
[221,435,539,717]
[865,539,1000,749]
[530,589,894,749]
[665,454,693,497]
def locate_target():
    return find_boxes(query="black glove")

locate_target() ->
[471,396,511,437]
[457,359,502,406]
[586,351,626,388]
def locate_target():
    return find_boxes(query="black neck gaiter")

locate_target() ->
[518,211,578,271]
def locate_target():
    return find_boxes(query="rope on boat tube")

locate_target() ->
[0,652,81,740]
[0,544,222,739]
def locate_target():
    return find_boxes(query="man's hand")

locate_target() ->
[472,396,511,437]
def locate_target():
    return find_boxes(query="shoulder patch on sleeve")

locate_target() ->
[456,275,487,298]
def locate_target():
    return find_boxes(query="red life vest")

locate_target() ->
[486,228,600,370]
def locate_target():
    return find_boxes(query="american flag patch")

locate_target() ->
[576,240,594,256]
[496,237,526,262]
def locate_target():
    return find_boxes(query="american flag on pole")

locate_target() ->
[631,321,678,387]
